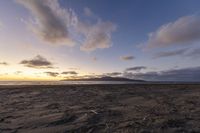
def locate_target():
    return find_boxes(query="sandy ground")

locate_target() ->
[0,84,200,133]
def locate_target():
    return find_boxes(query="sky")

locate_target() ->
[0,0,200,81]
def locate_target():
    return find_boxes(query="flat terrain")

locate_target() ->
[0,84,200,133]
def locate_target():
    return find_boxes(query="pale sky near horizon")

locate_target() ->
[0,0,200,81]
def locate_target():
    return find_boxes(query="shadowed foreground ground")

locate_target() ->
[0,84,200,133]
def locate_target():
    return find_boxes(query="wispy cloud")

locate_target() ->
[45,71,59,77]
[153,48,188,59]
[16,1,116,52]
[186,47,200,58]
[78,7,116,52]
[120,55,135,61]
[20,55,54,69]
[145,15,200,49]
[0,62,9,66]
[125,66,147,72]
[153,47,200,59]
[83,7,94,17]
[16,0,76,46]
[79,20,116,52]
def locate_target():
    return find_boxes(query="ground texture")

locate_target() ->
[0,84,200,133]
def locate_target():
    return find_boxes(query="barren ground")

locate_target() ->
[0,84,200,133]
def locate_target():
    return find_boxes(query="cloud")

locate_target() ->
[0,62,9,66]
[125,66,147,72]
[103,72,122,77]
[20,55,54,69]
[84,7,94,17]
[14,71,23,75]
[126,67,200,82]
[123,71,137,79]
[153,47,200,59]
[186,48,200,58]
[16,0,76,46]
[61,66,200,81]
[45,72,59,77]
[61,71,78,75]
[120,55,135,61]
[153,48,188,59]
[17,1,116,52]
[78,7,116,52]
[73,74,102,79]
[68,67,80,70]
[79,21,116,51]
[145,15,200,49]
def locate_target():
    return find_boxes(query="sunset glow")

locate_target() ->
[1,0,200,81]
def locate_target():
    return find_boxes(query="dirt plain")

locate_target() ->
[0,84,200,133]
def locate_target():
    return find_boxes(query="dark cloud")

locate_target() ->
[61,71,78,75]
[20,55,54,69]
[125,66,147,72]
[153,48,188,59]
[45,72,59,77]
[16,0,76,45]
[120,55,135,61]
[126,67,200,82]
[0,62,8,66]
[145,15,200,49]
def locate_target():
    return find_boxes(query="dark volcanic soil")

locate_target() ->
[0,84,200,133]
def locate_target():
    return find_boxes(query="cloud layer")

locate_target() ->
[145,15,200,49]
[125,67,200,82]
[20,55,54,69]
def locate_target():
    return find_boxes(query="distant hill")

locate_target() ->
[62,76,145,82]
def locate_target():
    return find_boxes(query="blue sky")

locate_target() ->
[0,0,200,81]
